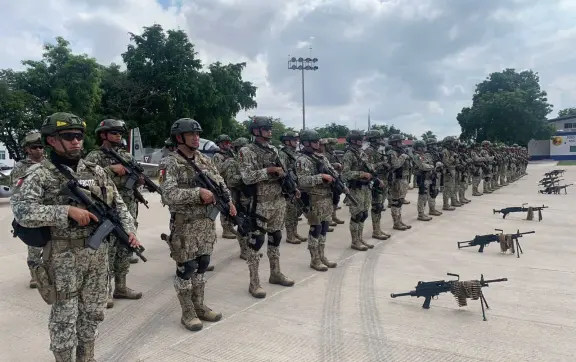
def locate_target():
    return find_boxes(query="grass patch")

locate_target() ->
[556,160,576,166]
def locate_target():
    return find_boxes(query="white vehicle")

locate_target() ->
[0,164,14,198]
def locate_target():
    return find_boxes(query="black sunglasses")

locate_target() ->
[108,131,124,136]
[30,145,44,150]
[59,133,84,141]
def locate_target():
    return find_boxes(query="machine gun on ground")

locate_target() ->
[390,273,508,320]
[539,184,573,195]
[309,153,358,207]
[538,177,562,186]
[493,203,548,221]
[101,147,161,209]
[543,169,565,177]
[457,229,535,258]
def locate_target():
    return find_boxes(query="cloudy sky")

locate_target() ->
[1,0,575,139]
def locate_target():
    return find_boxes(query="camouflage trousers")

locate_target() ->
[169,214,217,263]
[388,178,409,222]
[45,241,108,352]
[472,169,482,194]
[442,171,456,205]
[254,198,287,234]
[285,198,302,230]
[348,186,371,240]
[109,200,138,278]
[499,165,508,185]
[416,179,431,214]
[27,245,43,268]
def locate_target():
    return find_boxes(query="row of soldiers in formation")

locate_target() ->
[8,112,528,361]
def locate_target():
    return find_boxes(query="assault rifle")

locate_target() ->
[309,153,358,206]
[544,169,565,177]
[272,151,309,213]
[538,177,561,185]
[539,184,573,195]
[179,152,250,236]
[101,147,161,209]
[348,147,384,188]
[390,273,508,321]
[57,166,147,262]
[493,203,547,221]
[457,229,534,258]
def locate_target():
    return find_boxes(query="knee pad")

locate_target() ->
[332,193,341,206]
[430,189,439,198]
[371,203,384,214]
[320,221,331,235]
[309,225,321,238]
[176,260,198,280]
[351,211,363,223]
[390,199,402,208]
[360,210,369,222]
[248,234,266,251]
[26,260,37,268]
[195,255,211,274]
[268,230,282,247]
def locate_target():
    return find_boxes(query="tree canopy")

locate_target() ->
[558,107,576,118]
[457,68,555,146]
[421,130,437,141]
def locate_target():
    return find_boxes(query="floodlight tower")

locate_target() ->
[288,54,318,130]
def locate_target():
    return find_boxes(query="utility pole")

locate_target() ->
[288,50,318,130]
[368,109,371,130]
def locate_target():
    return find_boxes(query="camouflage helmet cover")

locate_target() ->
[41,112,86,138]
[21,131,42,147]
[214,134,231,144]
[388,133,405,143]
[365,129,382,140]
[425,137,437,145]
[280,131,299,142]
[346,129,365,142]
[299,129,321,142]
[233,137,249,148]
[413,140,426,149]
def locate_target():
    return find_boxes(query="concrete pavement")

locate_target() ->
[0,161,575,361]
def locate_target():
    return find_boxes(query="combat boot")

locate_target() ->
[285,226,301,244]
[399,219,412,229]
[29,268,37,289]
[371,213,390,240]
[318,237,337,268]
[417,212,432,221]
[192,274,222,322]
[247,250,266,298]
[221,224,236,239]
[76,340,95,362]
[206,265,214,272]
[268,246,295,286]
[238,237,249,260]
[392,209,408,231]
[329,219,337,227]
[402,199,410,205]
[327,226,335,233]
[429,208,443,216]
[349,221,368,250]
[113,275,142,300]
[308,238,328,272]
[53,348,74,362]
[176,289,202,331]
[428,199,443,216]
[332,210,345,224]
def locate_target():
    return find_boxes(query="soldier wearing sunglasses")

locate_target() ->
[11,131,45,288]
[85,119,143,308]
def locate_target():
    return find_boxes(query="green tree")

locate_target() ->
[370,124,416,140]
[421,130,436,141]
[457,68,554,145]
[242,117,295,145]
[314,122,350,138]
[558,107,576,117]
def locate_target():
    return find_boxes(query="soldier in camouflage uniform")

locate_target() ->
[11,131,45,288]
[387,134,412,230]
[412,140,436,221]
[295,129,338,271]
[363,130,391,240]
[423,138,443,216]
[279,131,307,244]
[341,130,376,251]
[162,118,230,331]
[441,136,459,210]
[455,142,471,204]
[85,119,143,308]
[470,143,485,196]
[11,112,140,361]
[479,140,494,193]
[158,138,176,186]
[322,138,346,225]
[212,134,237,239]
[239,116,295,298]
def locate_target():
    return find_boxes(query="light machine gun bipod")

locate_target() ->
[493,203,548,221]
[457,229,535,258]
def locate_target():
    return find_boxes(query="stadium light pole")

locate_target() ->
[288,55,318,130]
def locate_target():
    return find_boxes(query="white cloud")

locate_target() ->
[0,0,575,140]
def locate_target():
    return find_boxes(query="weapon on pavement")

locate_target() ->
[101,147,161,209]
[538,177,562,186]
[539,184,573,195]
[493,203,548,221]
[309,153,359,206]
[390,273,508,321]
[457,229,535,258]
[58,167,147,262]
[543,169,565,177]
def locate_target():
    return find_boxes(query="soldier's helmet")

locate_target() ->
[247,116,273,133]
[214,134,231,144]
[299,129,321,143]
[442,136,455,144]
[365,129,382,141]
[233,137,249,149]
[388,133,405,143]
[481,140,491,147]
[280,131,299,142]
[170,118,203,137]
[95,119,127,135]
[346,129,365,143]
[21,131,42,148]
[425,137,437,145]
[327,138,338,145]
[41,112,86,142]
[413,140,426,150]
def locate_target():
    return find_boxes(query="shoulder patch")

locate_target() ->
[16,177,25,187]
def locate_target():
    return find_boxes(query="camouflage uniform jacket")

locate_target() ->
[219,151,249,205]
[11,158,40,186]
[387,147,410,179]
[295,151,335,197]
[479,148,494,171]
[162,150,231,218]
[238,142,284,202]
[441,147,457,174]
[341,145,370,183]
[279,146,299,171]
[412,151,434,177]
[84,147,137,203]
[212,151,233,175]
[11,158,136,240]
[364,144,390,183]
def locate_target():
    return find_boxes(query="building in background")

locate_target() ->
[0,142,16,167]
[529,115,576,160]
